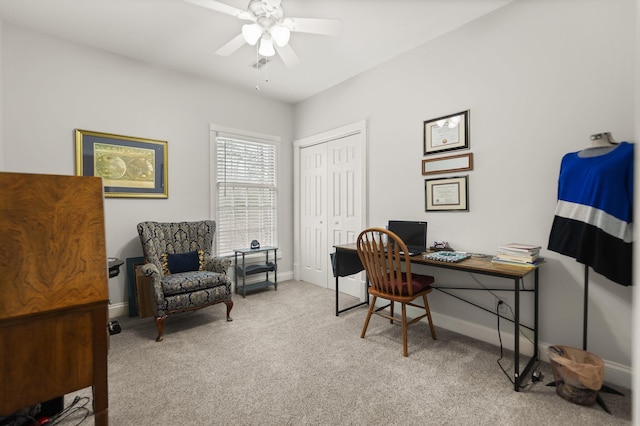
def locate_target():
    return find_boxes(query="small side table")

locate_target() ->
[234,246,278,298]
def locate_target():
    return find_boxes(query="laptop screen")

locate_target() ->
[387,220,428,254]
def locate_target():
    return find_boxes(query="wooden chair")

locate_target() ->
[356,227,437,357]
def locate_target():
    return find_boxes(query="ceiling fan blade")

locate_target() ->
[183,0,252,20]
[285,18,342,36]
[215,33,247,56]
[275,44,301,68]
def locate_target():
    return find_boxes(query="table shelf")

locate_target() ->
[234,246,278,298]
[236,262,276,277]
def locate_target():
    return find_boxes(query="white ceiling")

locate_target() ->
[0,0,513,104]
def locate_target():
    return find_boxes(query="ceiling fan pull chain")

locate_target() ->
[255,43,260,91]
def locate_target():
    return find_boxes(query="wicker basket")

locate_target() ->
[548,345,604,406]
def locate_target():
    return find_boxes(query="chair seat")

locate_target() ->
[162,270,229,296]
[368,273,434,299]
[399,273,434,295]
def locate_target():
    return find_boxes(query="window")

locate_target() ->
[215,136,277,255]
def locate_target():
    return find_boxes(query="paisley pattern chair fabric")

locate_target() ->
[137,220,233,341]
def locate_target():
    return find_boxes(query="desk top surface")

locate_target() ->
[334,243,541,279]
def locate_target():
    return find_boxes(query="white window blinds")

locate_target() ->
[216,137,277,255]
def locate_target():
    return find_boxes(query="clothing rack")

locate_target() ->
[580,264,624,414]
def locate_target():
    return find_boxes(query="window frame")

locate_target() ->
[210,124,280,256]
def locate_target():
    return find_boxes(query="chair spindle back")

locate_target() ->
[356,227,416,297]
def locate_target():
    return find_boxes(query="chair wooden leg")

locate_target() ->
[423,294,436,340]
[401,303,408,357]
[361,295,377,338]
[389,301,394,324]
[155,316,166,342]
[225,300,233,321]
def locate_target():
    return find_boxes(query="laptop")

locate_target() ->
[387,220,428,256]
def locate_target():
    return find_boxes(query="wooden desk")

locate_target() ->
[332,243,540,391]
[0,172,109,425]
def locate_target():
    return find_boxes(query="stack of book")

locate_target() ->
[492,243,542,267]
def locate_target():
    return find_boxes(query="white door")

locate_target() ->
[297,125,366,299]
[300,143,328,286]
[326,134,363,296]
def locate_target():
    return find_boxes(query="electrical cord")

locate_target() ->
[0,413,38,426]
[0,396,90,426]
[431,270,541,388]
[468,273,536,347]
[495,301,540,390]
[48,396,90,426]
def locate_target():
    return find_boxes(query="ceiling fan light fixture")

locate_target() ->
[258,36,276,56]
[270,24,290,47]
[188,0,340,68]
[242,23,262,46]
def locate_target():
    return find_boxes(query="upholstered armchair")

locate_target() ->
[137,220,233,341]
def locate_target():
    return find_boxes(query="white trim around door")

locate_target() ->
[293,120,368,300]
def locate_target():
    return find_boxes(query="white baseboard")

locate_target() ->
[109,302,129,319]
[110,270,295,319]
[431,311,631,389]
[431,311,535,354]
[278,271,294,282]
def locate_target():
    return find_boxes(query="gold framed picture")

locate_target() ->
[75,129,168,198]
[423,110,469,155]
[425,175,469,212]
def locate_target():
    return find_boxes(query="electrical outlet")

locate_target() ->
[496,297,508,315]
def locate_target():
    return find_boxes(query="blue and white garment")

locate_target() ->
[548,142,634,286]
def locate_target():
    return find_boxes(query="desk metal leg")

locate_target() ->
[335,275,339,316]
[514,272,540,391]
[335,275,369,316]
[334,249,368,316]
[534,268,539,360]
[514,278,520,391]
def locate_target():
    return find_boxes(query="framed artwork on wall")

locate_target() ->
[75,129,168,198]
[425,175,469,212]
[423,110,469,155]
[422,152,473,175]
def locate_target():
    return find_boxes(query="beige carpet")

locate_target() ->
[61,280,630,425]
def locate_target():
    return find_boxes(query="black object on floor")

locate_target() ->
[108,320,121,335]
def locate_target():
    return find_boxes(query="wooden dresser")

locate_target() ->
[0,172,109,425]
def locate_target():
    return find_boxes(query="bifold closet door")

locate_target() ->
[326,134,363,297]
[299,133,363,298]
[300,142,328,287]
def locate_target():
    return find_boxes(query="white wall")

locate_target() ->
[294,0,636,388]
[0,0,635,390]
[1,25,295,311]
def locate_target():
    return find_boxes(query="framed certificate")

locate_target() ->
[423,110,469,155]
[425,175,469,212]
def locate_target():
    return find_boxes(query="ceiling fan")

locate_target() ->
[184,0,342,68]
